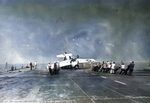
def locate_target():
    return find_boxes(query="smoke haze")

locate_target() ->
[0,0,150,64]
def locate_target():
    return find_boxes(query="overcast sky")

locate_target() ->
[0,0,150,64]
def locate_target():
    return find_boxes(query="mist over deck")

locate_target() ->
[0,1,150,102]
[0,0,150,64]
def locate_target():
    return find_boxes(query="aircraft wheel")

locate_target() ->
[74,65,79,70]
[69,65,72,69]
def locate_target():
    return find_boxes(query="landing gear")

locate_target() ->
[73,65,79,70]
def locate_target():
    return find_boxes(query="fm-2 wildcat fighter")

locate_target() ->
[56,52,96,69]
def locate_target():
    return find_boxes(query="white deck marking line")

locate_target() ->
[146,84,150,86]
[101,76,107,79]
[99,83,138,103]
[69,77,95,103]
[91,73,96,75]
[114,80,126,85]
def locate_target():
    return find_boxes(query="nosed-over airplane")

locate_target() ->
[56,52,96,69]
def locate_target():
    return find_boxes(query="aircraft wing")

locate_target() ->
[88,59,96,62]
[77,58,96,63]
[64,53,72,57]
[56,53,72,58]
[56,54,65,58]
[77,58,88,63]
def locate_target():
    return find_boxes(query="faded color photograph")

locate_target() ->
[0,0,150,103]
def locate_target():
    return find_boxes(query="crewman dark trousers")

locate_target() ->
[119,69,125,74]
[129,69,133,75]
[124,68,129,75]
[30,66,32,70]
[49,68,52,75]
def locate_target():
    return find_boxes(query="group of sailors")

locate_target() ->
[92,61,135,75]
[47,62,60,75]
[29,61,37,70]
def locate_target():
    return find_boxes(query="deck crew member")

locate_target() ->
[129,61,135,75]
[30,62,32,70]
[125,61,132,75]
[110,62,115,74]
[35,61,37,69]
[119,63,126,74]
